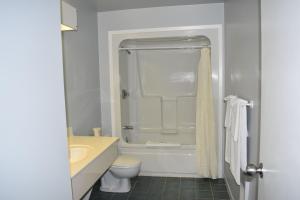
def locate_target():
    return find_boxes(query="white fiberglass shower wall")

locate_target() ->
[109,26,223,177]
[119,37,208,145]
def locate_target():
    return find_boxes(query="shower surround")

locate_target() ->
[108,26,224,177]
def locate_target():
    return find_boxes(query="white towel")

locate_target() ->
[239,103,248,172]
[229,100,239,183]
[224,96,237,163]
[224,95,236,127]
[229,99,248,185]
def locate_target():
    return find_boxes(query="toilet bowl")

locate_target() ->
[100,155,141,193]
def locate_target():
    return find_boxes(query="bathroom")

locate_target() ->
[1,0,300,200]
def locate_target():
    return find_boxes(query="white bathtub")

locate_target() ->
[119,143,198,177]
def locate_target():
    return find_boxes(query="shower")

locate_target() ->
[119,36,210,146]
[109,26,223,177]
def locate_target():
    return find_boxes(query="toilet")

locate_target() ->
[100,155,141,193]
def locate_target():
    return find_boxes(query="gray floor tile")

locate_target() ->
[137,176,152,181]
[164,186,180,194]
[193,199,213,200]
[111,193,130,200]
[132,182,150,194]
[91,191,113,200]
[146,193,162,200]
[130,190,148,197]
[213,191,230,200]
[90,176,229,200]
[148,183,165,194]
[195,179,211,184]
[150,176,166,182]
[195,183,211,191]
[128,195,148,200]
[165,183,180,191]
[166,177,181,183]
[180,188,195,200]
[181,178,195,189]
[195,190,213,199]
[211,179,225,184]
[131,177,138,185]
[150,177,165,185]
[162,191,179,200]
[212,184,227,191]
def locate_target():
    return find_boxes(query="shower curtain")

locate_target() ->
[196,48,218,178]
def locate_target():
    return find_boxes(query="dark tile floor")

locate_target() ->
[89,176,230,200]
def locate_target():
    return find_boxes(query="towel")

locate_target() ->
[224,96,237,163]
[239,103,248,172]
[229,99,248,185]
[224,95,237,128]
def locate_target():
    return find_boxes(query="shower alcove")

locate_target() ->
[109,26,223,177]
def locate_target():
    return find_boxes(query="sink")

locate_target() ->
[69,145,93,164]
[68,136,119,200]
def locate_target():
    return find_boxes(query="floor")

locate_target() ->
[89,176,230,200]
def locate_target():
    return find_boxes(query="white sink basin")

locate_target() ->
[69,145,93,164]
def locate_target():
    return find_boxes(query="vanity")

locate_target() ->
[68,136,119,200]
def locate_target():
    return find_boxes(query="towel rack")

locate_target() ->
[224,96,254,108]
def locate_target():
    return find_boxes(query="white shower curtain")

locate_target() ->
[196,48,218,178]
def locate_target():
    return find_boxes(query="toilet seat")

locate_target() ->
[112,155,141,168]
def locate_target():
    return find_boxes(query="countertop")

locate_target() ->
[68,136,119,178]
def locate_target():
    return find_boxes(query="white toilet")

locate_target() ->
[100,155,141,193]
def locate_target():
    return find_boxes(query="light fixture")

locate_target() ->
[61,1,77,32]
[61,24,75,31]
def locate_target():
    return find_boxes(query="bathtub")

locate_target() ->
[119,143,198,177]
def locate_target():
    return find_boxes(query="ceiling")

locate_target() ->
[93,0,224,12]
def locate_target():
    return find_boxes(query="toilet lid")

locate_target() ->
[112,155,141,168]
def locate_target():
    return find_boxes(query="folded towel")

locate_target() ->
[224,96,237,163]
[239,102,248,172]
[224,96,237,128]
[229,99,248,185]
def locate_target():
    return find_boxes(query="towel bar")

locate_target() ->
[224,96,254,108]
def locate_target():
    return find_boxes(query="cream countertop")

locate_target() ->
[68,136,119,178]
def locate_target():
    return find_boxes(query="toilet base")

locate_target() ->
[100,171,131,193]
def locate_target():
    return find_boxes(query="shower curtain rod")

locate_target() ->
[119,45,211,51]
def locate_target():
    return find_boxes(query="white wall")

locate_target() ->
[224,0,260,199]
[63,0,101,135]
[98,3,224,134]
[0,1,72,200]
